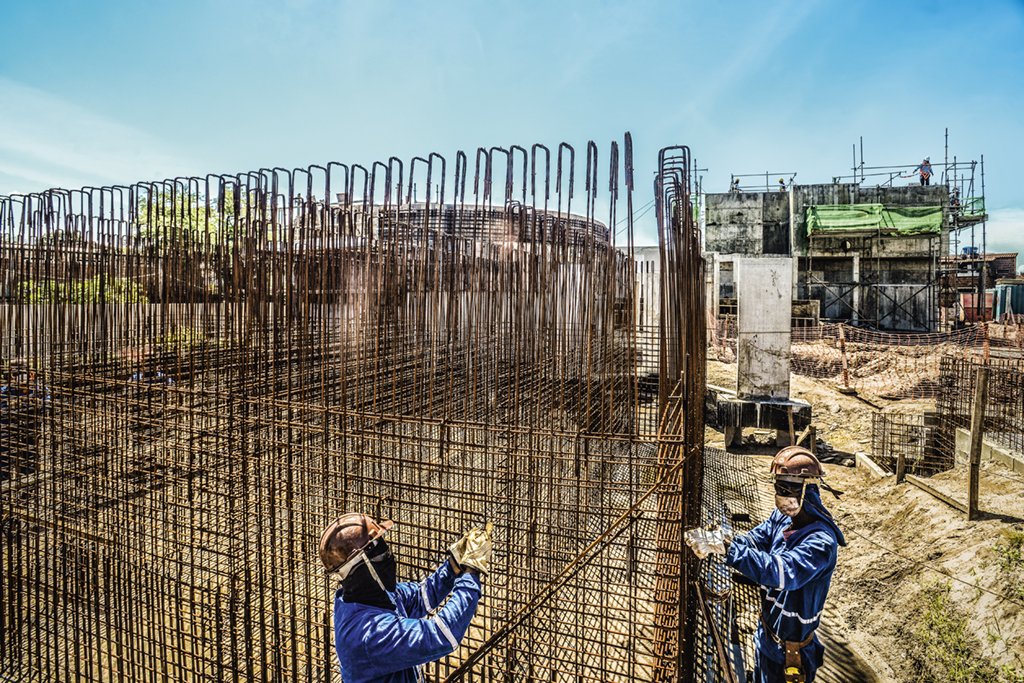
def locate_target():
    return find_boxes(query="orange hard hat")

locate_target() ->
[318,512,394,572]
[770,446,825,480]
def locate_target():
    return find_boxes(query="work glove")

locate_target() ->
[449,522,493,575]
[683,523,734,560]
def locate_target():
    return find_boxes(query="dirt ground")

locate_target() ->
[705,360,1024,682]
[707,360,934,455]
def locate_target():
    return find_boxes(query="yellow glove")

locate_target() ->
[449,522,493,575]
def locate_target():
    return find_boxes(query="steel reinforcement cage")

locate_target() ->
[0,138,708,682]
[937,354,1024,459]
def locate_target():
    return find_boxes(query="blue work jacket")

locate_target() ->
[726,487,845,668]
[333,560,481,683]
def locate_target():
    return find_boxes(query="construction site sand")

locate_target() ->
[828,464,1024,680]
[705,359,1024,681]
[707,359,934,454]
[712,339,973,400]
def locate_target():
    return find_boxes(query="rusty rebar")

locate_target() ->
[0,135,707,682]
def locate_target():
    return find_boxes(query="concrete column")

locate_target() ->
[852,253,860,324]
[735,257,793,400]
[706,252,720,331]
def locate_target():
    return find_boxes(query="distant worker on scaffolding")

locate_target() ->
[912,157,934,186]
[778,178,787,192]
[731,177,742,193]
[725,447,846,683]
[320,513,492,682]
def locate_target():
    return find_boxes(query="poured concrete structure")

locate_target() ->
[708,257,811,448]
[705,183,951,331]
[705,191,791,256]
[736,257,793,400]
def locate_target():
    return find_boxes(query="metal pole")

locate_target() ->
[838,325,851,391]
[981,153,987,295]
[859,136,864,183]
[943,127,949,185]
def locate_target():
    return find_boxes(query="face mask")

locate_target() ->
[365,539,398,592]
[340,540,398,608]
[774,480,804,518]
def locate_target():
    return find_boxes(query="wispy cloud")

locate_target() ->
[0,78,192,195]
[984,207,1024,266]
[682,1,821,116]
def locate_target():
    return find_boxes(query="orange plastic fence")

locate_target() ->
[710,321,1024,399]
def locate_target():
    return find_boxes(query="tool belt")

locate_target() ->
[760,614,815,683]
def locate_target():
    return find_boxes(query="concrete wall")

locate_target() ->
[708,184,948,258]
[790,183,948,256]
[955,427,1024,474]
[808,233,939,259]
[705,192,789,256]
[859,184,950,207]
[762,193,790,254]
[797,184,944,330]
[736,257,792,400]
[705,252,719,333]
[705,193,764,255]
[705,183,950,331]
[789,183,858,256]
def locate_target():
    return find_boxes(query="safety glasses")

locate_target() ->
[773,480,803,498]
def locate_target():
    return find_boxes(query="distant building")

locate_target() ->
[939,251,1017,289]
[703,181,986,332]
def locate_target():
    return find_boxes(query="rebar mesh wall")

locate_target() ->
[0,139,706,682]
[937,354,1024,458]
[696,447,764,683]
[871,412,944,474]
[872,355,1024,477]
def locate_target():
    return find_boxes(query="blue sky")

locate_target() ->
[1,0,1022,252]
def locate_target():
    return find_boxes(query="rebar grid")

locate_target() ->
[871,354,1024,481]
[937,354,1024,459]
[870,412,945,475]
[0,138,707,682]
[696,448,765,683]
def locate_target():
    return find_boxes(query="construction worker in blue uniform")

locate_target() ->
[726,447,846,683]
[319,513,492,683]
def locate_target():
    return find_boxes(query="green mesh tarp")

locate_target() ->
[806,203,943,237]
[962,196,985,217]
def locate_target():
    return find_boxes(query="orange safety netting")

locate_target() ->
[709,321,1024,399]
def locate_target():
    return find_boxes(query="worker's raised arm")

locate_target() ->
[343,572,482,677]
[731,514,778,553]
[394,523,493,619]
[725,527,837,591]
[393,559,459,619]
